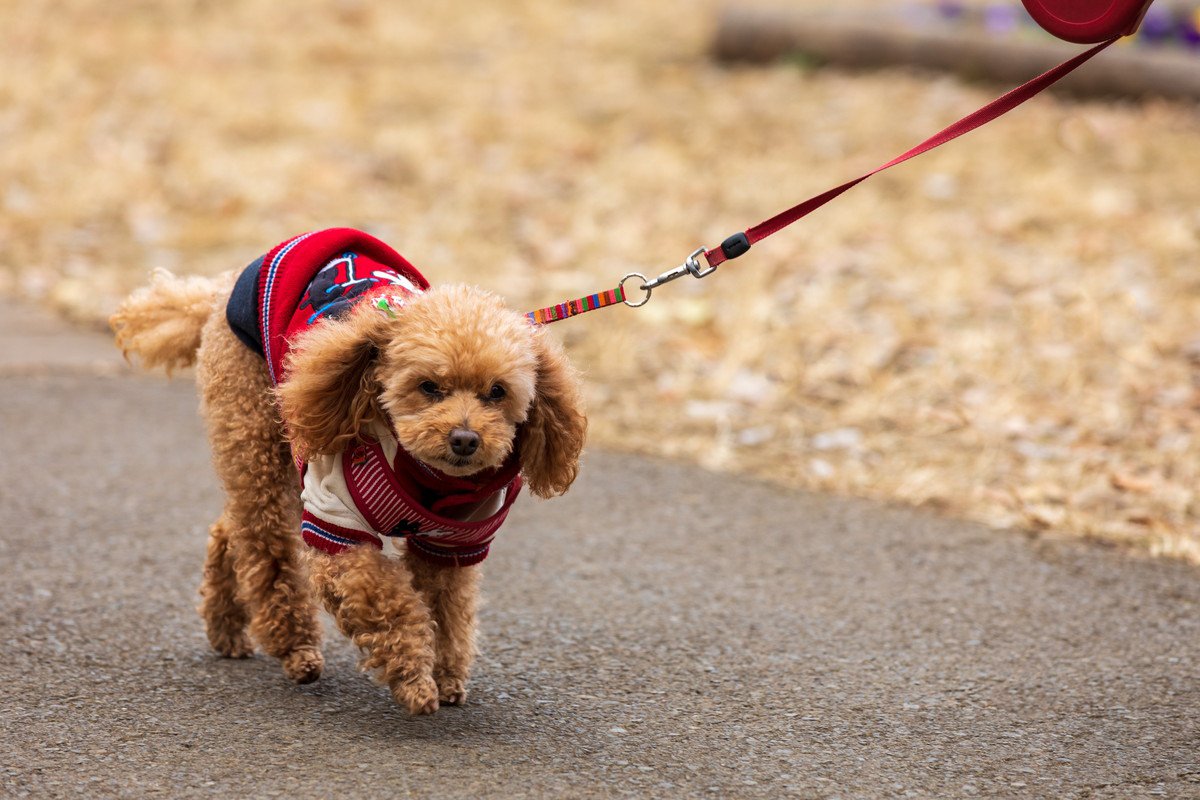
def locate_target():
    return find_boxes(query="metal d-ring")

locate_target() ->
[620,273,652,308]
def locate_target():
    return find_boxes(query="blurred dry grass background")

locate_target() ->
[3,1,1199,559]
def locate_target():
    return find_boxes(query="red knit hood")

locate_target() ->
[256,228,430,386]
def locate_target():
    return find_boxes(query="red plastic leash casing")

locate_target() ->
[1021,0,1154,43]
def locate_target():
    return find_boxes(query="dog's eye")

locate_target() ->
[486,384,506,401]
[419,381,443,399]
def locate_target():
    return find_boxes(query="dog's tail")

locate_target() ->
[110,269,221,374]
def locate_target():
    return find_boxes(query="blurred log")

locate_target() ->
[712,7,1200,101]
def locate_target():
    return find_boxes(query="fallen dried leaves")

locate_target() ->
[3,1,1198,560]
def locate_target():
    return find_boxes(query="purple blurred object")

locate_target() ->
[1181,11,1200,50]
[1138,7,1175,43]
[937,0,967,20]
[984,3,1020,34]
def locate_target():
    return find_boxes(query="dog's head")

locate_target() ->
[277,284,585,497]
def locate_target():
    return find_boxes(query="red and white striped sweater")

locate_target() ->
[300,420,522,567]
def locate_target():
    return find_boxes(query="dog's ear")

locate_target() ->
[276,305,391,460]
[521,332,587,498]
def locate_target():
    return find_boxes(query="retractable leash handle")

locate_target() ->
[1022,0,1153,44]
[525,1,1150,326]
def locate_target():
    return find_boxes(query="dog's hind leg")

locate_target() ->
[307,547,440,715]
[199,513,252,658]
[409,559,480,706]
[196,311,324,685]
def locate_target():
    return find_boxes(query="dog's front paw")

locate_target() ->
[281,647,324,685]
[435,674,468,706]
[392,674,440,715]
[209,630,254,660]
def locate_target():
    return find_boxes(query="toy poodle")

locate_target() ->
[110,228,586,714]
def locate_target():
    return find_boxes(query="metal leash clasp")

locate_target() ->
[620,248,714,309]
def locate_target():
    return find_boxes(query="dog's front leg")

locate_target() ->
[408,558,480,706]
[305,547,440,715]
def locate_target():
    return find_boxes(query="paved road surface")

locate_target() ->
[1,310,1197,798]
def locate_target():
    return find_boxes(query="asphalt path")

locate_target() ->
[2,310,1198,799]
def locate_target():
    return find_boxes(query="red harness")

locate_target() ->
[299,436,522,567]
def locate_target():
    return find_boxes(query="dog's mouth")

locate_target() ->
[430,453,486,476]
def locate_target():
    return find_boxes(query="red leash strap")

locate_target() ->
[527,36,1118,324]
[702,36,1118,269]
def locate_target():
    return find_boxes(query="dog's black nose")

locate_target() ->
[449,428,480,457]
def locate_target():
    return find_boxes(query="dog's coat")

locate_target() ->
[226,228,428,382]
[227,228,523,566]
